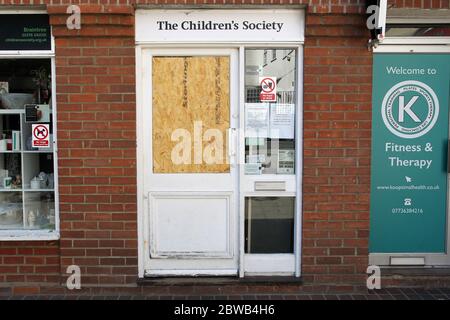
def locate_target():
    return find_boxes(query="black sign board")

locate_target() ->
[25,104,39,122]
[0,14,51,51]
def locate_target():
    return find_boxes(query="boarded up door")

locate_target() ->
[152,56,230,173]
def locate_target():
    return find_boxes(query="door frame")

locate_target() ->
[370,40,450,266]
[136,43,304,278]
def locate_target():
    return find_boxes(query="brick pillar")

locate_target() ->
[48,4,138,286]
[302,13,372,291]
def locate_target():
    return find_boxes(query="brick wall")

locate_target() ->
[302,14,372,290]
[0,241,59,293]
[0,0,447,293]
[0,0,448,11]
[49,5,138,286]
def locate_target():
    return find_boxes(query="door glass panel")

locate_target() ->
[152,56,230,173]
[244,49,296,175]
[245,197,295,253]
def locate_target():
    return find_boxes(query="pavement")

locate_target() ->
[2,288,450,300]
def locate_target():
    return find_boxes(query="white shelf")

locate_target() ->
[22,150,53,153]
[0,109,25,114]
[0,149,53,154]
[0,150,53,153]
[0,189,22,192]
[23,189,54,192]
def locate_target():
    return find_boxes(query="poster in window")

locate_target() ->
[270,104,295,139]
[245,103,270,138]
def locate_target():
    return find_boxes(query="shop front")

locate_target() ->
[2,1,450,295]
[369,15,450,267]
[135,9,304,277]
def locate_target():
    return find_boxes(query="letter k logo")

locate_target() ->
[382,81,438,138]
[398,96,420,123]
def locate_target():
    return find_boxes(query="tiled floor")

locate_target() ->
[2,288,450,300]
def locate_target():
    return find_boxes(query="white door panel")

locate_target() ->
[149,192,233,258]
[143,48,239,275]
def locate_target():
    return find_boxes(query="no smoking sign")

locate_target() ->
[32,124,50,148]
[259,77,277,102]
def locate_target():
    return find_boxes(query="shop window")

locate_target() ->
[0,58,57,234]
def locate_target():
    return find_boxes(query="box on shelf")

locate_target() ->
[12,130,20,151]
[0,82,8,95]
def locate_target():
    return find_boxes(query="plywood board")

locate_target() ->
[152,56,230,173]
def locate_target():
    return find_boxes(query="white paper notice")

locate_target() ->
[270,104,295,139]
[245,103,270,138]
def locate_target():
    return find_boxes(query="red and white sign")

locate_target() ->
[32,124,50,148]
[259,77,277,102]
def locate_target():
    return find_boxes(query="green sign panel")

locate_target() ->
[370,54,450,253]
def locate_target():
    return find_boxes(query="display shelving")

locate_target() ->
[0,108,55,231]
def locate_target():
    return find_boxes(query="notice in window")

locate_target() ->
[245,103,270,138]
[270,103,295,139]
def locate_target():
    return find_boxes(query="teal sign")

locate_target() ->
[370,54,450,253]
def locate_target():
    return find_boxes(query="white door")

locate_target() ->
[142,48,239,276]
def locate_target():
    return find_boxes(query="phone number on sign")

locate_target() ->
[392,208,424,214]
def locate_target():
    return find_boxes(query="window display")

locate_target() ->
[0,59,56,231]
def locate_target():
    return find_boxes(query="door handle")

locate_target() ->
[228,128,236,158]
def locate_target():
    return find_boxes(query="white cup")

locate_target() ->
[30,178,41,189]
[0,139,6,151]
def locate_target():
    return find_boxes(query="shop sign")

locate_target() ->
[370,54,450,253]
[0,14,51,51]
[136,10,305,43]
